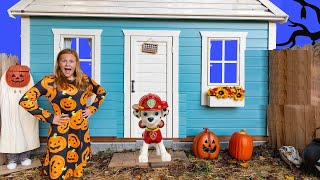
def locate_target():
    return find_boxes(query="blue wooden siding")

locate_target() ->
[29,17,269,137]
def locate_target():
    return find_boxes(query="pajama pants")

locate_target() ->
[6,150,32,163]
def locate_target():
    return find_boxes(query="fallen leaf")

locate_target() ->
[135,175,141,179]
[284,175,294,180]
[259,156,266,160]
[228,160,237,164]
[240,162,249,168]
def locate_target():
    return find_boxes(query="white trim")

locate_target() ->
[259,0,289,23]
[200,31,247,106]
[268,22,277,50]
[123,30,180,138]
[7,0,34,18]
[52,28,102,84]
[21,16,30,67]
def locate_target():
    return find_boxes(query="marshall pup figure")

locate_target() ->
[132,93,171,163]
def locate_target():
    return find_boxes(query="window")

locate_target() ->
[201,32,247,107]
[52,29,102,83]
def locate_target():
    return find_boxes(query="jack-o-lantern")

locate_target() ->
[60,96,77,111]
[70,110,83,130]
[84,130,90,143]
[5,64,30,87]
[73,163,83,178]
[46,88,57,101]
[62,84,78,96]
[34,114,46,122]
[62,169,73,180]
[81,119,89,130]
[41,75,55,90]
[67,149,79,163]
[52,103,61,115]
[228,129,253,161]
[48,133,67,153]
[40,108,51,118]
[88,106,97,114]
[24,87,41,101]
[80,92,89,106]
[49,155,66,179]
[20,100,39,111]
[57,121,70,134]
[96,87,105,94]
[192,127,220,159]
[82,147,91,166]
[68,133,80,148]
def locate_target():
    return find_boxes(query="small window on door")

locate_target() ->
[64,38,92,78]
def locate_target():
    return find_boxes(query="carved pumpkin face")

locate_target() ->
[73,163,83,178]
[81,119,89,130]
[19,100,39,111]
[80,92,89,106]
[60,96,77,111]
[49,155,66,179]
[67,149,79,163]
[25,87,41,101]
[68,133,80,148]
[84,130,90,143]
[41,75,55,89]
[62,84,78,96]
[46,88,57,102]
[41,108,51,118]
[57,121,69,134]
[70,110,83,130]
[52,103,61,115]
[97,87,105,94]
[48,133,67,153]
[192,128,220,159]
[82,147,91,166]
[5,64,30,87]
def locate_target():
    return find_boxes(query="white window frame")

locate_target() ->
[52,29,102,84]
[200,31,247,106]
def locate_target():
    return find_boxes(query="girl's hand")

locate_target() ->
[82,108,92,119]
[52,114,70,126]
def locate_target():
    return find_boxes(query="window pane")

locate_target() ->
[80,61,92,78]
[210,63,222,83]
[71,38,77,50]
[79,38,91,59]
[210,40,222,61]
[225,63,237,83]
[225,40,237,61]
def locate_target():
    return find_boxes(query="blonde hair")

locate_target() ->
[54,48,89,91]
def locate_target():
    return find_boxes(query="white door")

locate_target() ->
[130,36,173,138]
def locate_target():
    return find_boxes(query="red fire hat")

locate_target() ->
[132,93,168,111]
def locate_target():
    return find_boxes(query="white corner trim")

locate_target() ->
[122,29,180,138]
[52,28,102,83]
[21,16,30,67]
[259,0,288,23]
[7,0,34,18]
[200,31,248,106]
[268,22,277,50]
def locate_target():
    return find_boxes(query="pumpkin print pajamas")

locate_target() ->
[19,75,106,180]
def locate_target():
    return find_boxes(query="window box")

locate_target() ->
[207,96,245,107]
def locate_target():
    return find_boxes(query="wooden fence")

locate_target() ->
[0,53,19,165]
[268,44,320,153]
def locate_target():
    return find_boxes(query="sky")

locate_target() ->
[0,0,319,60]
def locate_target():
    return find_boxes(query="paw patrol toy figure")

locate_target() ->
[132,93,171,163]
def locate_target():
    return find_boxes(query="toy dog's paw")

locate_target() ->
[139,155,148,163]
[161,152,171,162]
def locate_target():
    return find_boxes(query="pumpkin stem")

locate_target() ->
[203,127,209,132]
[240,129,246,134]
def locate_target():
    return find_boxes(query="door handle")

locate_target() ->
[131,80,135,93]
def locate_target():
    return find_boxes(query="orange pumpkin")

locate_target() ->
[62,169,73,180]
[192,127,220,159]
[20,100,39,111]
[84,130,90,143]
[81,119,89,130]
[68,133,80,148]
[48,133,67,153]
[96,87,105,94]
[88,106,97,114]
[40,108,51,118]
[82,147,91,166]
[34,114,46,122]
[60,96,77,111]
[5,64,30,87]
[80,92,89,106]
[91,79,98,86]
[41,75,55,90]
[24,87,41,101]
[57,121,70,134]
[52,103,61,115]
[62,84,78,96]
[49,155,66,179]
[73,163,84,178]
[70,110,83,130]
[67,149,79,163]
[228,129,253,161]
[46,88,57,101]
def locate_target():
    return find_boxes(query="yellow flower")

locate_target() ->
[233,88,245,101]
[215,87,228,99]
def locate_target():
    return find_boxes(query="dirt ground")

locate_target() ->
[1,144,319,180]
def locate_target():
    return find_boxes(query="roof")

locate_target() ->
[8,0,288,23]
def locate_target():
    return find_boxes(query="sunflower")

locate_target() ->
[233,88,245,101]
[215,87,229,99]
